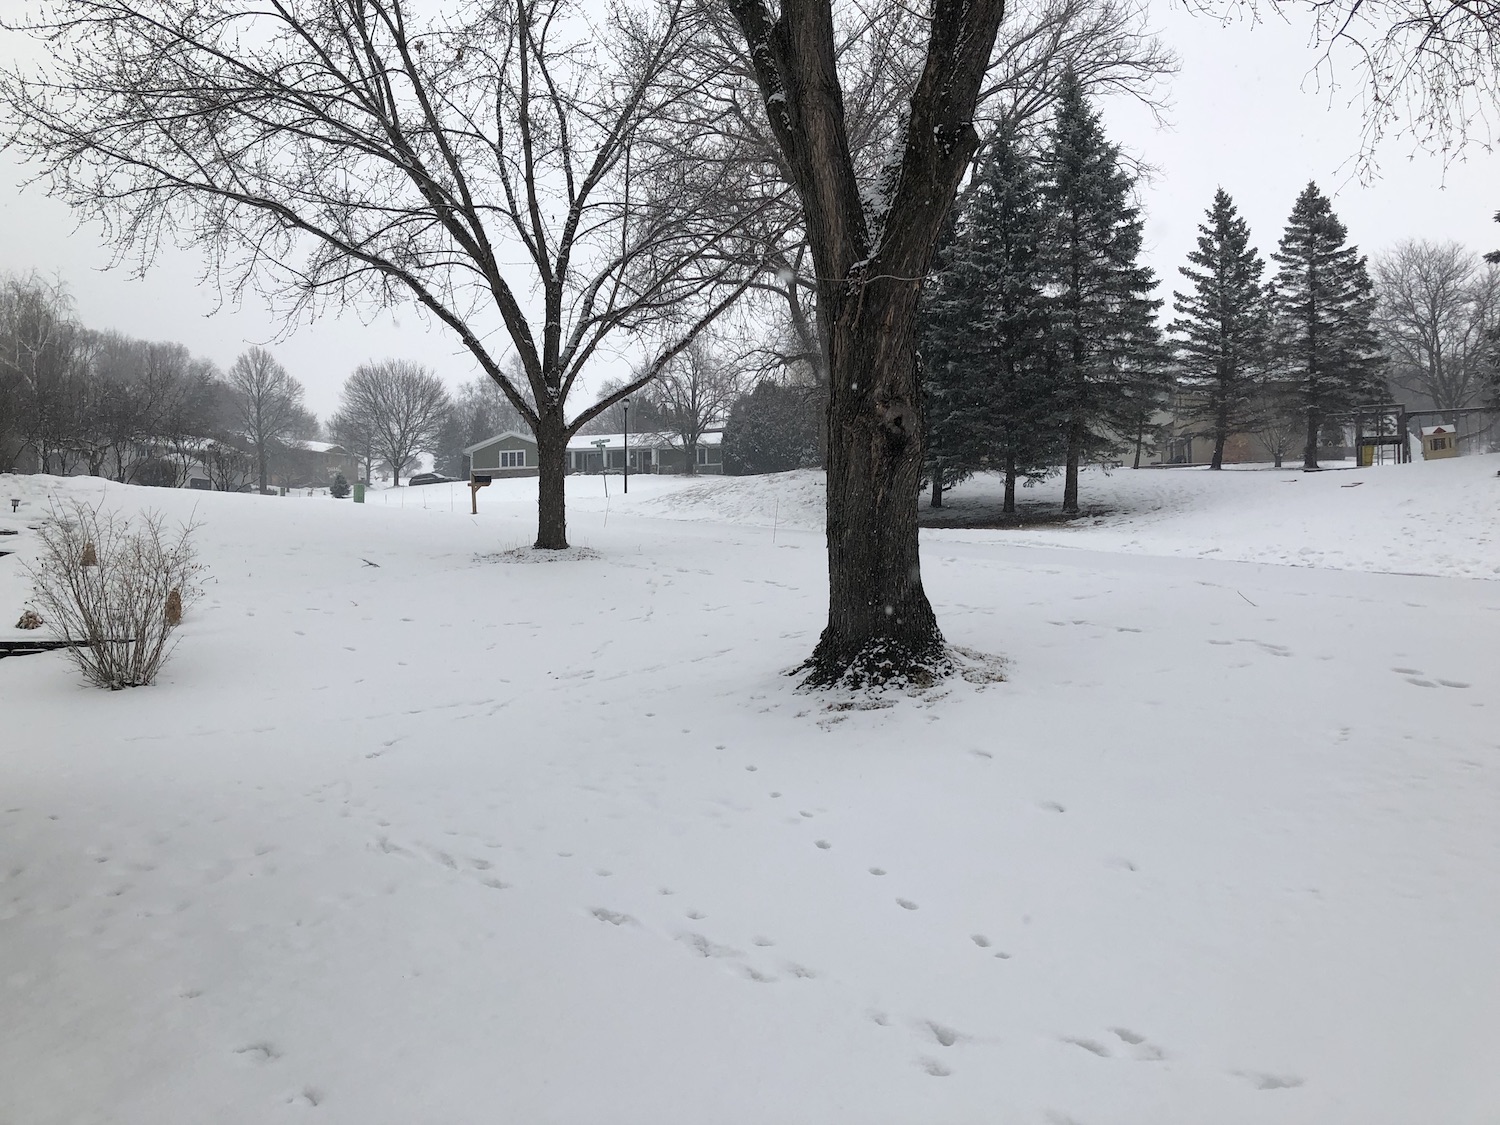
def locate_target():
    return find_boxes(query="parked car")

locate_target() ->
[407,473,458,487]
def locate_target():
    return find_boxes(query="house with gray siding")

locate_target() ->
[463,431,540,478]
[464,429,724,478]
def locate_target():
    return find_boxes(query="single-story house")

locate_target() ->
[464,430,724,478]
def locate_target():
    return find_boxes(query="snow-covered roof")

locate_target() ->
[463,430,535,455]
[1420,425,1456,437]
[464,429,724,454]
[298,440,350,454]
[566,430,723,452]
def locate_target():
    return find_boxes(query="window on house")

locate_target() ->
[499,449,526,468]
[1431,437,1448,450]
[696,445,708,465]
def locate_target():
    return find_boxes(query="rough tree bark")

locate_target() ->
[729,0,1007,686]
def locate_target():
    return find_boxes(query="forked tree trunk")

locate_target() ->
[535,420,568,549]
[804,278,942,685]
[729,0,1005,687]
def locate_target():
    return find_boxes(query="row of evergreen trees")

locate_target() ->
[922,74,1387,511]
[1173,185,1382,470]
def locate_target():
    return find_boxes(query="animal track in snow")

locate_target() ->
[234,1042,280,1063]
[1111,1027,1166,1060]
[971,934,991,947]
[869,867,886,876]
[1239,1071,1304,1090]
[918,1057,952,1077]
[590,907,635,926]
[896,898,919,910]
[814,839,831,850]
[925,1021,960,1047]
[679,932,740,959]
[1062,1036,1111,1057]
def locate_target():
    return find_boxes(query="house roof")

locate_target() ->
[463,430,535,455]
[464,429,725,454]
[566,430,724,452]
[1420,425,1456,437]
[298,440,350,454]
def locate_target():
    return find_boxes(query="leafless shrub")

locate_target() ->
[26,501,203,689]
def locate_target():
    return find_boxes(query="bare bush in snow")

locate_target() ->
[26,501,203,689]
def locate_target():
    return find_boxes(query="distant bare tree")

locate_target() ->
[200,439,256,492]
[0,0,771,548]
[1374,240,1500,414]
[579,376,670,435]
[653,343,743,473]
[0,275,80,472]
[337,360,451,487]
[227,347,305,494]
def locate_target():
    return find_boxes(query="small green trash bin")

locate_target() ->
[353,482,365,504]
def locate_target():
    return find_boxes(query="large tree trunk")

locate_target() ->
[1003,449,1017,515]
[930,462,943,508]
[803,279,942,687]
[1210,400,1229,469]
[535,419,568,549]
[258,446,268,495]
[729,0,1004,687]
[1062,419,1083,514]
[1302,408,1320,469]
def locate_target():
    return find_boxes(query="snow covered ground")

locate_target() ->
[3,458,1498,1124]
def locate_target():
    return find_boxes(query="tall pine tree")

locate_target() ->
[1037,73,1163,512]
[1269,183,1384,469]
[922,126,1054,511]
[1171,188,1270,469]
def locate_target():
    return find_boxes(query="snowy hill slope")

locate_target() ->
[2,467,1498,1125]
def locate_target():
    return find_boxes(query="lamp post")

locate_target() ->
[622,396,630,495]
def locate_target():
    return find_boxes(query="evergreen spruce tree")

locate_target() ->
[1037,72,1164,512]
[1171,189,1270,469]
[922,126,1054,511]
[1269,183,1384,469]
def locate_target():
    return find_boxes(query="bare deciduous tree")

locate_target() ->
[652,343,743,473]
[1374,240,1500,413]
[227,347,306,495]
[726,0,1008,686]
[337,360,452,487]
[0,273,89,474]
[1,0,771,548]
[693,0,1176,396]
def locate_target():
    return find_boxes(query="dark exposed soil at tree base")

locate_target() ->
[918,500,1113,529]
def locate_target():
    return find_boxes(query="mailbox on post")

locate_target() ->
[469,473,492,514]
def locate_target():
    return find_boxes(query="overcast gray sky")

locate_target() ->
[1,0,1496,423]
